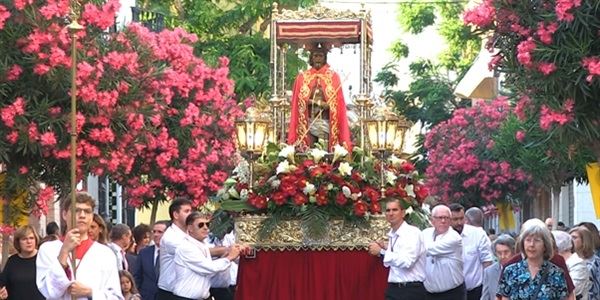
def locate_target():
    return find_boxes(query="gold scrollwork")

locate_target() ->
[235,215,389,251]
[275,3,371,23]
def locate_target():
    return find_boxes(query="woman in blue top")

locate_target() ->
[498,220,568,300]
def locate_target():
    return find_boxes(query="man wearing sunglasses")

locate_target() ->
[171,212,241,300]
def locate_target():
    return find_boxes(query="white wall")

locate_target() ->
[573,182,600,227]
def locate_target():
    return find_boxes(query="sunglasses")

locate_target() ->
[197,222,210,229]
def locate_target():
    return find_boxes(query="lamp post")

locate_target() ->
[353,95,371,164]
[235,107,272,190]
[366,104,411,196]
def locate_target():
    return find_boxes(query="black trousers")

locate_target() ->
[385,282,426,300]
[156,289,177,300]
[426,283,466,300]
[467,285,483,300]
[210,287,234,300]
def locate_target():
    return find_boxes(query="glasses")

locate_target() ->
[432,216,450,221]
[197,222,210,229]
[75,208,93,215]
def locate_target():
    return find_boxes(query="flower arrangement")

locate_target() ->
[216,143,430,238]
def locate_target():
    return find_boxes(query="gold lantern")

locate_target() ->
[366,104,412,196]
[235,107,272,189]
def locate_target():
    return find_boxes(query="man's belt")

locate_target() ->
[388,281,424,288]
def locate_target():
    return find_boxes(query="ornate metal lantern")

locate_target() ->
[235,107,272,189]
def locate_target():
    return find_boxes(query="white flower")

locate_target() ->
[405,206,414,215]
[327,183,334,190]
[338,162,353,176]
[309,148,328,163]
[405,184,416,197]
[278,145,296,161]
[332,144,349,163]
[342,186,352,197]
[385,170,397,185]
[276,160,296,174]
[303,183,316,195]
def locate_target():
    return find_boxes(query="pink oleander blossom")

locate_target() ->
[555,0,582,22]
[538,62,557,75]
[463,1,495,27]
[536,22,559,45]
[582,56,600,83]
[516,131,526,142]
[5,64,23,81]
[40,131,57,146]
[516,38,536,68]
[33,186,55,217]
[539,99,575,131]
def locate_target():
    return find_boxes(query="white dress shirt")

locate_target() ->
[422,227,464,293]
[172,235,232,299]
[383,221,426,283]
[459,224,493,290]
[157,223,187,292]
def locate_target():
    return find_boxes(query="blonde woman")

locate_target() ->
[570,226,600,300]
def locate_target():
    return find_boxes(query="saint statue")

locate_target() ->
[287,44,353,152]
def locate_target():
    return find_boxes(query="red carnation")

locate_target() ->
[335,193,347,206]
[293,193,307,206]
[353,200,368,217]
[272,191,287,206]
[370,202,381,214]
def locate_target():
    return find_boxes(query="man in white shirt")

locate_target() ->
[173,212,241,300]
[157,197,193,300]
[422,204,466,300]
[36,192,123,300]
[368,198,426,299]
[449,204,493,300]
[107,224,133,271]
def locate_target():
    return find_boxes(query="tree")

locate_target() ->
[0,0,241,227]
[375,2,480,172]
[464,1,600,163]
[135,0,317,101]
[424,99,531,207]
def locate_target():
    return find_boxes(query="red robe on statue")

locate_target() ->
[287,64,352,152]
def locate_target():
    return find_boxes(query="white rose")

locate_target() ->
[338,162,353,176]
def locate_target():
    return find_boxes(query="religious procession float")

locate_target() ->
[212,3,431,299]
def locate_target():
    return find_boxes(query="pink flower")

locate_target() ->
[536,22,558,45]
[19,166,29,174]
[539,100,574,131]
[40,131,58,146]
[5,64,23,81]
[582,56,600,83]
[516,38,536,68]
[515,130,526,142]
[0,5,8,30]
[463,0,495,27]
[538,62,557,75]
[1,97,26,127]
[6,131,19,144]
[555,0,582,22]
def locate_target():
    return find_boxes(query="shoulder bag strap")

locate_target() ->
[530,266,549,300]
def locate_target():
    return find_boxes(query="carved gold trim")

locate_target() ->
[275,3,371,23]
[235,214,389,251]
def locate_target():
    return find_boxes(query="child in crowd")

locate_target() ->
[119,271,141,300]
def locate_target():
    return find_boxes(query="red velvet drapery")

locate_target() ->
[235,250,389,300]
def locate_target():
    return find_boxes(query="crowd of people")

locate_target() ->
[369,199,600,300]
[0,193,245,300]
[1,192,600,300]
